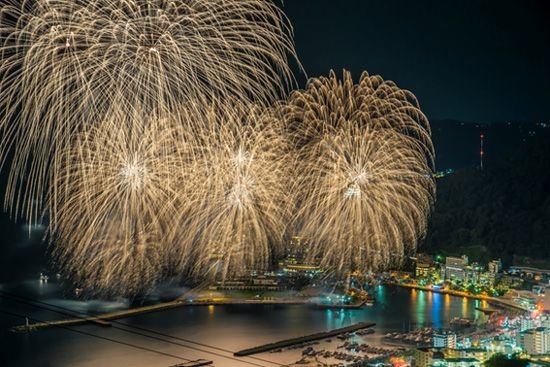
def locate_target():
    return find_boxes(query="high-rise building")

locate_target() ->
[520,317,536,332]
[416,263,431,278]
[445,256,468,281]
[433,331,457,349]
[488,259,502,274]
[414,348,444,367]
[432,357,481,367]
[518,327,550,355]
[465,262,484,283]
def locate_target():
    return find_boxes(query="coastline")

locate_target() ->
[12,282,527,332]
[384,281,528,312]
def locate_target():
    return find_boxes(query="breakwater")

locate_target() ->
[233,321,375,357]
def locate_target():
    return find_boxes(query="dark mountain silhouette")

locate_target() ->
[421,123,550,266]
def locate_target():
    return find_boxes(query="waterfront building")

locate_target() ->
[445,348,487,364]
[414,347,443,367]
[415,254,441,282]
[209,274,286,291]
[464,262,484,283]
[488,259,502,274]
[279,236,322,277]
[445,256,468,281]
[433,331,457,349]
[499,274,524,289]
[488,337,519,355]
[519,327,550,355]
[281,263,322,277]
[431,357,481,367]
[456,336,472,349]
[478,271,496,286]
[416,263,431,279]
[520,316,536,331]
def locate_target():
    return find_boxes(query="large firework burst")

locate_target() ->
[282,70,436,274]
[0,0,298,223]
[175,103,293,280]
[50,109,194,295]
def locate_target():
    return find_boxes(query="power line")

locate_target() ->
[0,290,287,367]
[0,308,193,363]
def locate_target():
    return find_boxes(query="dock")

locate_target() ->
[169,359,213,366]
[475,306,501,314]
[234,321,376,357]
[309,298,368,310]
[11,298,307,332]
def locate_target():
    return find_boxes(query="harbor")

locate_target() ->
[234,321,375,356]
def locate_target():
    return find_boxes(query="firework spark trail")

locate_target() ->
[50,109,195,295]
[0,0,437,294]
[0,0,299,224]
[174,102,293,281]
[281,70,436,274]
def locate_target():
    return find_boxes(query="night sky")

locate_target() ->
[282,0,550,123]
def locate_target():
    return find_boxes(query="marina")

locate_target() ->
[234,321,375,356]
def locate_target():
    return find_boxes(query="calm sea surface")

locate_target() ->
[0,225,487,367]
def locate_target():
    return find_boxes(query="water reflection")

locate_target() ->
[2,283,486,367]
[431,292,441,327]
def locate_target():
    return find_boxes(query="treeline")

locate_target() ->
[420,127,550,266]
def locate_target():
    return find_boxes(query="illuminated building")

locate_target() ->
[416,263,431,278]
[517,327,550,355]
[414,347,443,367]
[279,236,322,277]
[446,348,487,363]
[433,331,457,349]
[488,259,502,274]
[431,357,481,367]
[445,256,468,281]
[520,316,536,331]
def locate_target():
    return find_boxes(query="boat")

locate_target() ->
[450,317,472,327]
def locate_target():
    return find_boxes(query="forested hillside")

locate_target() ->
[421,127,550,266]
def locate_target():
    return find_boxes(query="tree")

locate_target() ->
[483,353,529,367]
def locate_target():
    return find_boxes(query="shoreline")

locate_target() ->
[12,283,527,332]
[11,297,309,332]
[384,282,528,312]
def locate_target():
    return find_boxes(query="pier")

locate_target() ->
[169,360,213,367]
[475,306,501,314]
[11,297,307,332]
[233,321,376,357]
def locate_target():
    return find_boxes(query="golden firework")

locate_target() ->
[174,102,293,280]
[0,0,299,223]
[50,109,194,295]
[282,70,436,274]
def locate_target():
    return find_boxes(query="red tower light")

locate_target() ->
[479,133,485,169]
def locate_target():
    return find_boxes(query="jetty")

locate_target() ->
[234,321,376,357]
[310,298,368,310]
[11,298,307,332]
[169,360,213,367]
[475,306,501,314]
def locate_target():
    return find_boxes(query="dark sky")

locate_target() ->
[282,0,550,123]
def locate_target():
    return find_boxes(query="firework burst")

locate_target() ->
[282,70,436,274]
[174,103,293,280]
[50,109,194,295]
[0,0,298,223]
